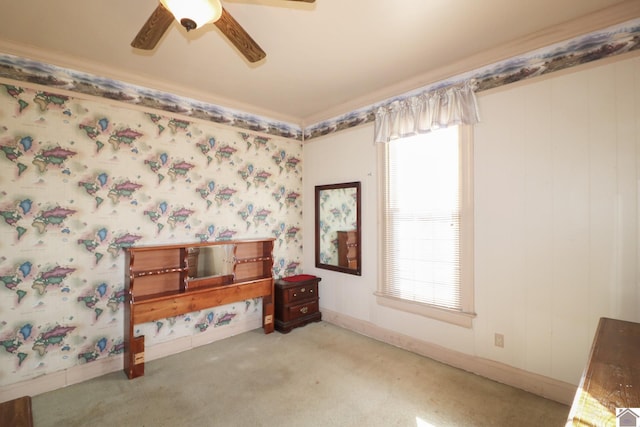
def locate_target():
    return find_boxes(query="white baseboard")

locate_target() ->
[1,312,575,405]
[321,308,576,405]
[0,355,123,403]
[0,318,259,404]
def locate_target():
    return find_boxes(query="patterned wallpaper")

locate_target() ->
[0,82,303,387]
[317,188,357,265]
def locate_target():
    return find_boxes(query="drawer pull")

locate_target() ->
[300,307,308,314]
[293,288,308,298]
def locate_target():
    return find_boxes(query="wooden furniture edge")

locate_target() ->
[132,278,273,324]
[0,395,33,427]
[566,317,640,425]
[124,237,276,252]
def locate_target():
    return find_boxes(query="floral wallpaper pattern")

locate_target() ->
[0,82,303,387]
[317,188,357,265]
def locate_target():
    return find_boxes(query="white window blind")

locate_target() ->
[382,126,462,310]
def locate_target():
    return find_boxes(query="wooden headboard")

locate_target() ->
[123,238,275,379]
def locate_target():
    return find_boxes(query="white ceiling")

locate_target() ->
[0,0,638,126]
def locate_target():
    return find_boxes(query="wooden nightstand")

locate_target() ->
[275,275,321,333]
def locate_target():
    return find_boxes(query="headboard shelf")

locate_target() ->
[124,238,275,379]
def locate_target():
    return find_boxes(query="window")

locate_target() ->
[377,125,475,327]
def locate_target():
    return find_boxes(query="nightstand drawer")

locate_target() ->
[285,282,318,304]
[285,300,320,322]
[275,275,322,333]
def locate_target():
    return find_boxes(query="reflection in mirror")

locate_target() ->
[315,182,361,276]
[187,245,234,280]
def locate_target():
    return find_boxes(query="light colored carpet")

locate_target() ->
[32,322,568,426]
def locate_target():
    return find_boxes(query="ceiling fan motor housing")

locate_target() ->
[180,18,197,31]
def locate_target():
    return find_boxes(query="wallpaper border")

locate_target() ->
[304,18,640,140]
[0,18,638,142]
[0,53,303,141]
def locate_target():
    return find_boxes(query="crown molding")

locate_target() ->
[0,38,301,127]
[1,1,638,142]
[301,0,640,127]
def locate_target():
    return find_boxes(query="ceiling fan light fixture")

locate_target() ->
[159,0,223,31]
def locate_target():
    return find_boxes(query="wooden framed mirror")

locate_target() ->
[315,181,361,276]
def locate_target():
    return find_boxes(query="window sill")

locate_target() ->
[375,293,476,328]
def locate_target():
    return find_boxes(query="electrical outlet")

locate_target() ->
[494,333,504,348]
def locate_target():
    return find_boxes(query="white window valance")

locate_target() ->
[374,80,480,143]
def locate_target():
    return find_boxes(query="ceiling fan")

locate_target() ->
[131,0,315,63]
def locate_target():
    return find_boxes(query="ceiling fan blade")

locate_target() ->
[131,4,174,50]
[214,7,266,63]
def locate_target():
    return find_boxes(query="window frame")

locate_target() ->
[375,125,476,328]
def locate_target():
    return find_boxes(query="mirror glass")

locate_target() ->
[187,244,234,280]
[315,182,361,275]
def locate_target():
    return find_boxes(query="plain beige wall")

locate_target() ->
[303,53,640,387]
